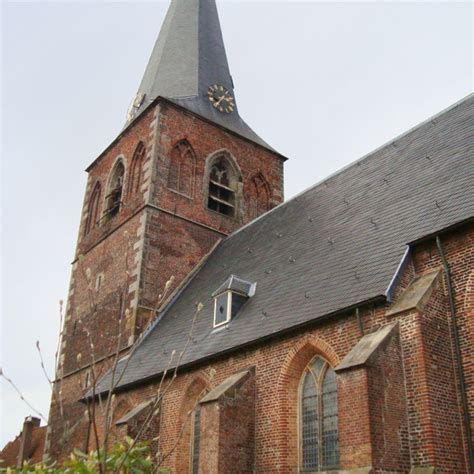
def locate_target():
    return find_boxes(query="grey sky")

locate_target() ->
[1,0,472,447]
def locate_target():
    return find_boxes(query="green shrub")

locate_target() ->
[1,437,154,474]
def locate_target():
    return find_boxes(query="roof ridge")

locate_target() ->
[226,93,474,242]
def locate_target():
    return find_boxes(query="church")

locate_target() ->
[41,0,474,472]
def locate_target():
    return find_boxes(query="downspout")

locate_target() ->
[436,235,474,472]
[355,307,365,337]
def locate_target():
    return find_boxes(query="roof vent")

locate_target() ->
[212,275,255,329]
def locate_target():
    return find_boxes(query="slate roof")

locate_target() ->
[127,0,275,152]
[95,94,474,395]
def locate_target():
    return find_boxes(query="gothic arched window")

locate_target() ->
[250,174,270,220]
[208,156,239,217]
[190,404,201,474]
[128,141,146,196]
[104,161,125,218]
[300,356,339,471]
[84,182,101,235]
[168,140,196,198]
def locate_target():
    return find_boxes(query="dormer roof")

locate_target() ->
[212,275,256,298]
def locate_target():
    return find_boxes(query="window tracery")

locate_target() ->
[207,156,239,217]
[104,161,125,219]
[300,356,339,471]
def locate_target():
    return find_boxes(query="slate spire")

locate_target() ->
[127,0,273,151]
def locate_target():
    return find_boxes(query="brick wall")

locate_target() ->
[47,100,285,463]
[198,373,256,473]
[45,83,473,473]
[67,223,474,473]
[368,328,410,472]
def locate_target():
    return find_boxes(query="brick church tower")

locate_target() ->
[45,0,285,458]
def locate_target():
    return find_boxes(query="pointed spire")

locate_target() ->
[127,0,274,151]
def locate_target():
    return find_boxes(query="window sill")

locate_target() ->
[299,468,341,473]
[206,206,238,221]
[168,188,194,200]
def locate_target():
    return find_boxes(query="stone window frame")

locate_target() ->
[203,149,242,220]
[102,156,127,221]
[213,291,232,329]
[298,356,339,472]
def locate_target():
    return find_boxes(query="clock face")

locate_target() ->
[207,84,235,113]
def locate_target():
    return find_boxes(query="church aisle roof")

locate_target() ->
[96,94,474,394]
[127,0,275,152]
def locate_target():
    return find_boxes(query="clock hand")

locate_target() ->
[215,91,230,107]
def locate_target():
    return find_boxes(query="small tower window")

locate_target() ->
[95,273,104,292]
[207,157,239,217]
[104,161,125,219]
[212,275,255,329]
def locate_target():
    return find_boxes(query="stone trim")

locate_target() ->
[200,368,252,404]
[127,210,148,344]
[386,269,442,316]
[116,399,153,426]
[335,323,398,372]
[144,105,161,205]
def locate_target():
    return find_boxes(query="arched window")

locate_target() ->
[104,161,125,218]
[300,356,339,471]
[208,156,239,217]
[128,141,146,196]
[250,174,270,220]
[190,404,201,474]
[168,140,195,198]
[84,182,101,235]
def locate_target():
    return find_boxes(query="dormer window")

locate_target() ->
[214,292,231,328]
[212,275,255,329]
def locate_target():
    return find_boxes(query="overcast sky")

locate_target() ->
[1,0,472,448]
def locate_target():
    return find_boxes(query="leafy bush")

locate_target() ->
[0,437,158,474]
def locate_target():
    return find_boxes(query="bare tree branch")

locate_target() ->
[0,369,48,423]
[114,301,203,473]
